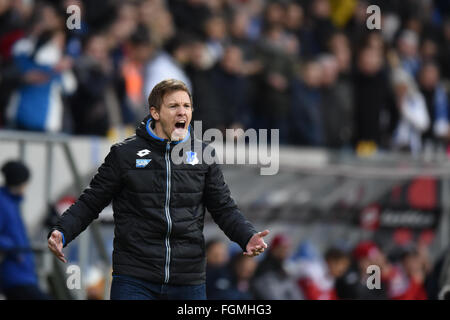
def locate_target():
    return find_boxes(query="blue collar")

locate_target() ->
[146,119,191,145]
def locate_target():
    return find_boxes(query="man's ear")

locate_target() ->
[150,106,160,121]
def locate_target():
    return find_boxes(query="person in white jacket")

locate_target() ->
[391,68,430,155]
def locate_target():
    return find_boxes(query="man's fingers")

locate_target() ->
[245,231,271,257]
[48,238,60,251]
[243,247,264,257]
[49,244,63,257]
[55,253,67,263]
[51,233,62,243]
[48,238,65,262]
[47,239,56,251]
[52,248,67,263]
[258,230,270,238]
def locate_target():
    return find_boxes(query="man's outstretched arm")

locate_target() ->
[203,159,269,256]
[47,145,123,261]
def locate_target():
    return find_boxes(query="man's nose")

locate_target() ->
[177,106,187,116]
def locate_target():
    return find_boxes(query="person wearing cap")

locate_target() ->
[335,241,389,299]
[0,160,51,299]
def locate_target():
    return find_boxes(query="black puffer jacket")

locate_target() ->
[51,116,257,285]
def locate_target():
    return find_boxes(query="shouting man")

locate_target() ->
[48,79,269,300]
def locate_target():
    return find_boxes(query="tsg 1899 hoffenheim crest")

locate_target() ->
[136,159,151,168]
[186,151,199,165]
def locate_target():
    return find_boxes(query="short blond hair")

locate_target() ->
[147,79,192,111]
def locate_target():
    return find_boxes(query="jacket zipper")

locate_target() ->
[164,142,172,283]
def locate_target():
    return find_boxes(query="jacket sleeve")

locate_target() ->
[51,145,123,247]
[203,157,257,251]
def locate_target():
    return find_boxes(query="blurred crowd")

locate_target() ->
[0,0,450,154]
[205,234,450,300]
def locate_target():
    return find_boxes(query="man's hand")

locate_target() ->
[47,230,67,263]
[244,230,270,257]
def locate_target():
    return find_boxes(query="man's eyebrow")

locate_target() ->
[166,101,191,105]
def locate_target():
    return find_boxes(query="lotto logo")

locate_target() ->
[137,149,151,157]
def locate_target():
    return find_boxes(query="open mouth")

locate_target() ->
[171,120,188,141]
[175,121,186,129]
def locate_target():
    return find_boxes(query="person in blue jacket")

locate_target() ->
[0,160,50,299]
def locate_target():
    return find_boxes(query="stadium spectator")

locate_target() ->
[283,1,305,56]
[324,248,351,288]
[139,0,175,49]
[289,58,324,146]
[121,25,154,124]
[353,46,397,151]
[5,2,76,132]
[420,37,439,63]
[144,32,193,98]
[391,247,428,300]
[210,45,251,130]
[294,246,350,300]
[0,160,51,300]
[208,252,259,300]
[351,240,429,300]
[287,241,336,300]
[168,0,212,37]
[251,234,303,300]
[68,33,121,136]
[105,1,139,68]
[391,67,430,155]
[418,61,450,146]
[328,31,352,75]
[205,238,230,300]
[335,241,388,299]
[0,0,32,127]
[206,240,258,300]
[308,0,337,55]
[225,253,258,300]
[396,29,421,77]
[251,21,296,143]
[203,13,228,65]
[262,1,285,30]
[318,54,354,149]
[186,38,226,132]
[228,10,263,76]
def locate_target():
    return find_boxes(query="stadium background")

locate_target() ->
[1,0,450,300]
